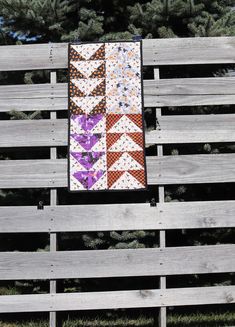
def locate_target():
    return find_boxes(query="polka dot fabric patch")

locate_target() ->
[68,41,147,191]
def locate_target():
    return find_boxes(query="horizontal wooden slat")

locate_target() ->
[0,119,67,147]
[144,78,235,107]
[147,114,235,144]
[0,245,234,280]
[1,114,235,147]
[0,83,67,112]
[142,37,235,65]
[147,153,235,185]
[1,37,235,71]
[0,43,68,71]
[1,154,235,188]
[1,77,235,112]
[1,201,235,233]
[0,285,235,313]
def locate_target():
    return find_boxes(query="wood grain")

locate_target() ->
[144,78,235,107]
[0,285,234,313]
[1,201,235,233]
[1,77,235,112]
[143,37,235,65]
[1,114,235,147]
[1,154,235,188]
[0,43,67,71]
[0,119,67,147]
[0,245,234,280]
[146,114,235,144]
[1,37,235,71]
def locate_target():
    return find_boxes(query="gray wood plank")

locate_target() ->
[147,153,235,185]
[143,37,235,65]
[0,43,67,71]
[144,78,235,107]
[0,159,66,188]
[0,285,235,313]
[1,154,235,188]
[1,201,235,233]
[0,119,67,147]
[0,245,234,280]
[2,77,235,112]
[1,114,235,147]
[0,83,67,112]
[146,114,235,144]
[1,37,235,71]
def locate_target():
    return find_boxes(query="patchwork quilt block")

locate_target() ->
[68,41,147,191]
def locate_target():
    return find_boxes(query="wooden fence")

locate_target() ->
[0,36,235,327]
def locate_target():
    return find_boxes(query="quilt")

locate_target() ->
[68,41,147,191]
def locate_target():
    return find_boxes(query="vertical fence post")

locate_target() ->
[50,70,58,327]
[154,67,167,327]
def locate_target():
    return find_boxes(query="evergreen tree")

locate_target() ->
[128,0,235,38]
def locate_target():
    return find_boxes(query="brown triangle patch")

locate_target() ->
[126,114,143,130]
[107,152,123,169]
[128,151,145,167]
[90,62,106,78]
[108,171,124,188]
[89,44,105,60]
[106,133,123,149]
[128,133,144,149]
[128,170,146,186]
[70,47,86,61]
[69,99,85,115]
[69,63,86,79]
[90,97,106,115]
[69,81,85,97]
[106,114,123,131]
[89,80,105,96]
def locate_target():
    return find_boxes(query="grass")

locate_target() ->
[0,312,235,327]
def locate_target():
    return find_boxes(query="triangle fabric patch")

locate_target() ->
[71,96,105,115]
[128,170,146,187]
[71,61,105,79]
[71,133,102,151]
[73,170,105,190]
[109,171,144,190]
[69,63,86,79]
[108,152,143,171]
[107,171,124,188]
[71,151,105,170]
[72,79,104,96]
[89,44,105,60]
[89,79,106,96]
[90,62,106,78]
[71,44,103,60]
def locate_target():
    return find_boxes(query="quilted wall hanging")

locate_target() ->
[68,41,147,192]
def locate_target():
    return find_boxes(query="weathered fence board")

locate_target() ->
[1,114,235,147]
[147,114,235,144]
[142,37,235,65]
[147,153,235,185]
[0,43,68,71]
[1,38,235,71]
[2,77,235,112]
[0,245,234,280]
[0,285,235,313]
[1,154,235,188]
[144,78,235,107]
[1,201,235,233]
[0,83,67,111]
[0,119,67,147]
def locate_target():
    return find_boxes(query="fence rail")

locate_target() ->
[0,36,235,327]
